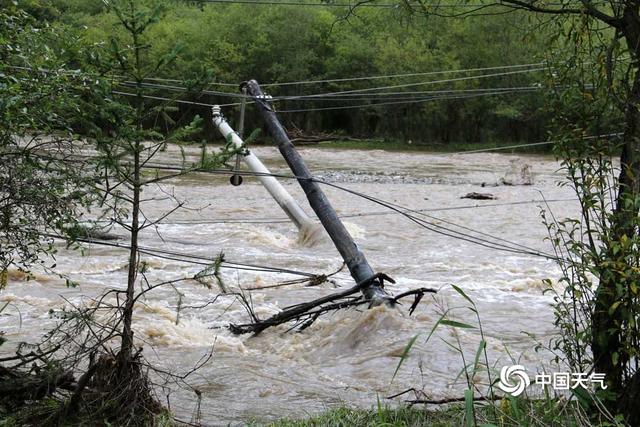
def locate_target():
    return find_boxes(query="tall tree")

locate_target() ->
[396,0,640,421]
[90,0,237,370]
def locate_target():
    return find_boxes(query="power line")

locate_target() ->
[275,89,535,112]
[308,177,559,259]
[134,61,542,89]
[117,81,244,98]
[197,67,546,101]
[285,86,543,98]
[38,150,544,257]
[13,71,544,112]
[81,198,577,226]
[278,67,544,99]
[5,61,545,90]
[113,68,544,110]
[259,63,544,87]
[122,69,544,99]
[119,79,542,102]
[215,67,545,107]
[111,86,537,110]
[45,234,319,277]
[43,141,619,260]
[119,79,539,97]
[9,54,629,93]
[451,132,623,155]
[112,91,218,107]
[66,158,561,259]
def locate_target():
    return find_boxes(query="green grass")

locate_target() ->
[261,405,464,427]
[261,398,618,427]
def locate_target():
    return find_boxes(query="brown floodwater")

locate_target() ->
[0,145,576,425]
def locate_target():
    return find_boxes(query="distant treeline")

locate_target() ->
[18,0,553,145]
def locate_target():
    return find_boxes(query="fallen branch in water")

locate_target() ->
[229,274,436,335]
[244,263,345,291]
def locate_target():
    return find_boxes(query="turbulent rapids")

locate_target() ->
[0,146,574,424]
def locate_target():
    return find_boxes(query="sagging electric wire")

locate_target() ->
[81,161,560,259]
[275,89,537,113]
[117,79,543,102]
[310,178,559,260]
[4,62,544,93]
[451,132,623,155]
[8,64,548,112]
[8,58,626,92]
[49,152,554,259]
[259,63,544,87]
[80,197,577,226]
[34,130,620,260]
[111,62,546,88]
[115,66,546,108]
[42,233,318,277]
[111,86,541,111]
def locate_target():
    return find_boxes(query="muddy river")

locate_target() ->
[1,145,577,425]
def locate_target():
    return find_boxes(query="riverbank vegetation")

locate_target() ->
[2,0,640,425]
[8,0,557,145]
[266,400,603,427]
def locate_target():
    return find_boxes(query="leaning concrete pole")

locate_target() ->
[212,106,322,245]
[244,80,392,304]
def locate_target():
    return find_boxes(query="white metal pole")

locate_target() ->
[212,106,321,244]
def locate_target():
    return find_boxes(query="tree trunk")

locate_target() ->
[119,21,144,368]
[119,145,140,368]
[620,369,640,425]
[592,50,640,398]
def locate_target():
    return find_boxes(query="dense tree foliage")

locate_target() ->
[0,5,96,277]
[22,0,556,144]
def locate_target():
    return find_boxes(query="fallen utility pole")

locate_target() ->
[211,105,322,245]
[243,79,392,305]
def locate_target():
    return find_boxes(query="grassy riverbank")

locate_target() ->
[0,399,614,426]
[264,399,612,427]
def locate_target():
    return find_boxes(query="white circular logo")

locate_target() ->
[498,365,530,396]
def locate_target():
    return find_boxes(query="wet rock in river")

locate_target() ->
[501,159,534,185]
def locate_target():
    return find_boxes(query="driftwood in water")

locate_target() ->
[461,192,497,200]
[229,273,436,335]
[286,125,370,145]
[244,263,345,291]
[290,136,370,145]
[0,365,75,402]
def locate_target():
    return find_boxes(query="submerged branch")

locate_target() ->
[229,275,436,335]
